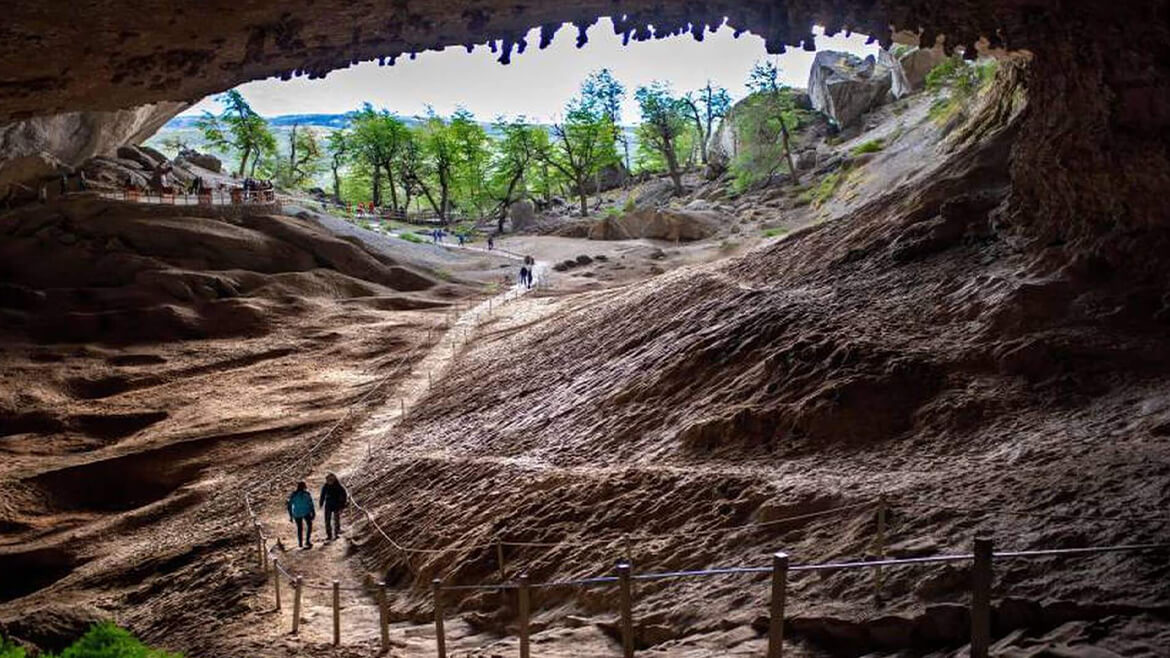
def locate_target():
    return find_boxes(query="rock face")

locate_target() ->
[0,103,184,168]
[807,50,907,128]
[899,47,948,90]
[587,208,722,242]
[0,102,184,195]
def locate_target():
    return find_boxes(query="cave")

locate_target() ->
[1,1,1168,656]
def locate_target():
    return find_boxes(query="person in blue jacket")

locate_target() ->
[286,481,316,549]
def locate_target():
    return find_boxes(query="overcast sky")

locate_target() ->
[182,21,877,123]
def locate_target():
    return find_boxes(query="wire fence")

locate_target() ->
[228,239,1170,657]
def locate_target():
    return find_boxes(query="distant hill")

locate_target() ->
[163,113,354,130]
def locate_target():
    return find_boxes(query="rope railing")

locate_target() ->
[97,189,277,206]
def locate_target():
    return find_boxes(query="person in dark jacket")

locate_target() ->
[319,473,348,541]
[286,481,315,549]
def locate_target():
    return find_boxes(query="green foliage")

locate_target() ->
[763,227,790,238]
[157,135,189,157]
[33,623,183,658]
[399,231,424,244]
[890,44,916,59]
[1,637,25,658]
[603,206,622,219]
[851,139,885,155]
[194,90,276,176]
[634,82,690,190]
[543,97,620,214]
[925,56,1000,126]
[728,61,815,193]
[622,196,636,212]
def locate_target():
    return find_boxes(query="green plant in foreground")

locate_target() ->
[8,623,184,658]
[1,637,25,658]
[850,139,884,156]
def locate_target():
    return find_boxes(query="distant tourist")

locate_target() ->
[457,233,465,246]
[487,234,495,250]
[519,264,530,289]
[319,473,348,541]
[286,481,316,549]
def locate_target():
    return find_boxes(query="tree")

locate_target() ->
[488,117,546,231]
[326,130,349,201]
[158,135,189,157]
[541,101,618,216]
[579,68,630,174]
[683,81,732,165]
[194,90,275,177]
[635,82,690,195]
[406,111,458,222]
[745,60,799,185]
[448,108,493,219]
[263,123,323,189]
[348,104,411,209]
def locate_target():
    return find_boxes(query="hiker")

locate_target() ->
[519,264,530,289]
[286,481,316,549]
[457,233,465,246]
[487,234,495,250]
[319,473,348,541]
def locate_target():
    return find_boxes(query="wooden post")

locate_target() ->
[971,538,993,658]
[433,578,447,658]
[874,495,887,602]
[767,552,789,658]
[332,580,341,646]
[617,562,635,658]
[496,539,507,582]
[292,576,304,634]
[273,560,282,611]
[377,582,390,651]
[518,574,531,658]
[254,522,264,569]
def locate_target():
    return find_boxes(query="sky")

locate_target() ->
[182,20,878,124]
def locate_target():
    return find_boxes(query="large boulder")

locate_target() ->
[807,49,907,128]
[631,178,678,210]
[81,156,151,190]
[116,144,165,171]
[707,88,814,176]
[899,47,948,91]
[507,198,536,231]
[0,153,69,200]
[588,208,722,242]
[581,162,628,194]
[177,148,223,174]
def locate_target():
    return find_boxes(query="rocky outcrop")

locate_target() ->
[507,198,536,231]
[0,103,185,168]
[807,50,907,128]
[0,102,184,196]
[588,208,722,242]
[899,47,948,90]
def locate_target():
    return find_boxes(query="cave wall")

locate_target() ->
[0,0,1167,268]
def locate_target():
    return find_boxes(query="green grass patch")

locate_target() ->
[850,139,885,156]
[762,227,790,238]
[399,232,424,244]
[798,169,848,209]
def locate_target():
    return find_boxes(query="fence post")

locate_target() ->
[768,552,789,658]
[874,495,887,602]
[433,578,447,658]
[377,582,390,651]
[292,576,304,634]
[273,560,282,611]
[332,580,341,646]
[518,574,531,658]
[617,562,635,658]
[971,537,993,658]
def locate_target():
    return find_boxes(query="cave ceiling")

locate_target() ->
[0,0,1072,122]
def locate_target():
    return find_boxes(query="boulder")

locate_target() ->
[177,148,223,173]
[631,178,677,210]
[116,144,164,170]
[899,47,948,91]
[507,198,536,231]
[588,208,722,242]
[82,156,151,189]
[581,162,628,194]
[807,49,907,128]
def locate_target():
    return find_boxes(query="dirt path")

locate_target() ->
[248,252,550,653]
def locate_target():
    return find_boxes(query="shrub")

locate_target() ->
[43,623,182,658]
[399,232,424,244]
[798,170,847,209]
[622,196,636,212]
[850,139,884,155]
[763,227,789,238]
[603,207,622,219]
[1,638,25,658]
